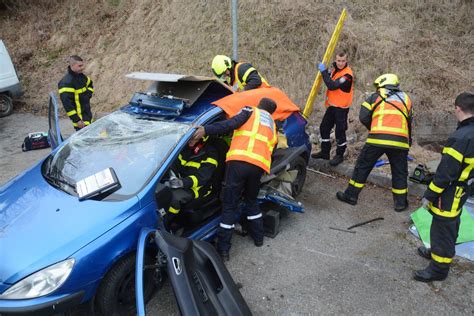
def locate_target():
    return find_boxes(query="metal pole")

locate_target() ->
[232,0,238,60]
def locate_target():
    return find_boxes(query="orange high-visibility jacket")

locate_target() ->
[233,62,270,92]
[212,86,300,121]
[325,66,354,108]
[363,90,412,149]
[226,108,277,173]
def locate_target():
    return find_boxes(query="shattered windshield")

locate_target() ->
[43,111,190,199]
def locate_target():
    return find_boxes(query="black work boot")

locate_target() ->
[413,267,447,282]
[329,154,344,166]
[218,250,230,262]
[311,151,330,160]
[336,191,357,205]
[417,246,431,260]
[254,239,264,247]
[394,202,409,212]
[394,195,409,212]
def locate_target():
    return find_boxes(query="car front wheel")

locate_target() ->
[0,94,13,117]
[95,254,163,315]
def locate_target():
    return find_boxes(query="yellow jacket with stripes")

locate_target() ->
[360,88,412,150]
[424,116,474,219]
[231,62,269,92]
[172,140,219,199]
[58,67,94,127]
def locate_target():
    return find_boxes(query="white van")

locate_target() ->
[0,39,22,117]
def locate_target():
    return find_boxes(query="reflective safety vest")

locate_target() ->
[232,62,270,92]
[364,90,412,150]
[227,108,277,173]
[325,66,354,108]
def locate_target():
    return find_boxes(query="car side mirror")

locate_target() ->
[155,183,172,213]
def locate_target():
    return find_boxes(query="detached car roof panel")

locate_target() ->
[124,72,233,121]
[125,72,214,82]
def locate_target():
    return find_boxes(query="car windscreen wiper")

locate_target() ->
[45,173,76,193]
[44,169,77,195]
[42,155,76,193]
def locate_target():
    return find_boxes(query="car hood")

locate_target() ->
[0,163,140,286]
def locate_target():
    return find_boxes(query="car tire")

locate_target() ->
[289,156,307,197]
[0,94,13,117]
[95,254,163,316]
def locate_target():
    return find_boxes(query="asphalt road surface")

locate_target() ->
[1,114,473,315]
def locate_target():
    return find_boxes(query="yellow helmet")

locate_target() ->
[374,73,399,89]
[211,55,232,77]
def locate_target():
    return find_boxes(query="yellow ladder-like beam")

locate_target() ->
[303,8,347,119]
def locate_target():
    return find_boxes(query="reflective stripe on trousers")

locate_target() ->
[247,213,262,220]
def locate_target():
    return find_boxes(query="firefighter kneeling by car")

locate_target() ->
[193,98,278,261]
[164,137,219,231]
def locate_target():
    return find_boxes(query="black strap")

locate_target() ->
[347,217,384,230]
[373,91,410,120]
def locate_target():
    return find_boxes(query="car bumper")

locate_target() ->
[0,82,23,98]
[0,291,84,315]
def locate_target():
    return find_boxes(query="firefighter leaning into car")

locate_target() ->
[312,51,354,166]
[211,55,269,92]
[164,137,219,230]
[336,74,413,212]
[414,92,474,282]
[193,98,278,261]
[58,55,94,131]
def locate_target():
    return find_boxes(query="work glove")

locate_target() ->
[421,198,430,210]
[318,62,327,72]
[169,178,184,189]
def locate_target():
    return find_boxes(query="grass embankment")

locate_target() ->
[0,0,472,159]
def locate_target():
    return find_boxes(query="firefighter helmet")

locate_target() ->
[211,55,232,77]
[374,74,399,89]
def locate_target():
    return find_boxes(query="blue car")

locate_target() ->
[0,73,311,315]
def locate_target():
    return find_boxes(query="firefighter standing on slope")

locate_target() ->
[58,55,94,131]
[414,92,474,282]
[336,74,413,212]
[312,52,354,166]
[211,55,269,92]
[193,98,277,261]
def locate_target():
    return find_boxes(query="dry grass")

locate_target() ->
[0,0,472,158]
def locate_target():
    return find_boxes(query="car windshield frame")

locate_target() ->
[42,111,191,201]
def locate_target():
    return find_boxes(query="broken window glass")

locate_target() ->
[45,112,190,198]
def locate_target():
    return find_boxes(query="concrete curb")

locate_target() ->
[308,158,426,198]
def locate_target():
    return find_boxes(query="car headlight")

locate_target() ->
[0,258,75,299]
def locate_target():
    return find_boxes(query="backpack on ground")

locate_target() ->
[22,132,50,152]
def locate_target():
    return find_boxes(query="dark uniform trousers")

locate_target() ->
[345,144,408,206]
[218,161,264,252]
[165,188,195,229]
[427,180,471,277]
[320,106,349,156]
[429,215,461,276]
[170,189,195,212]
